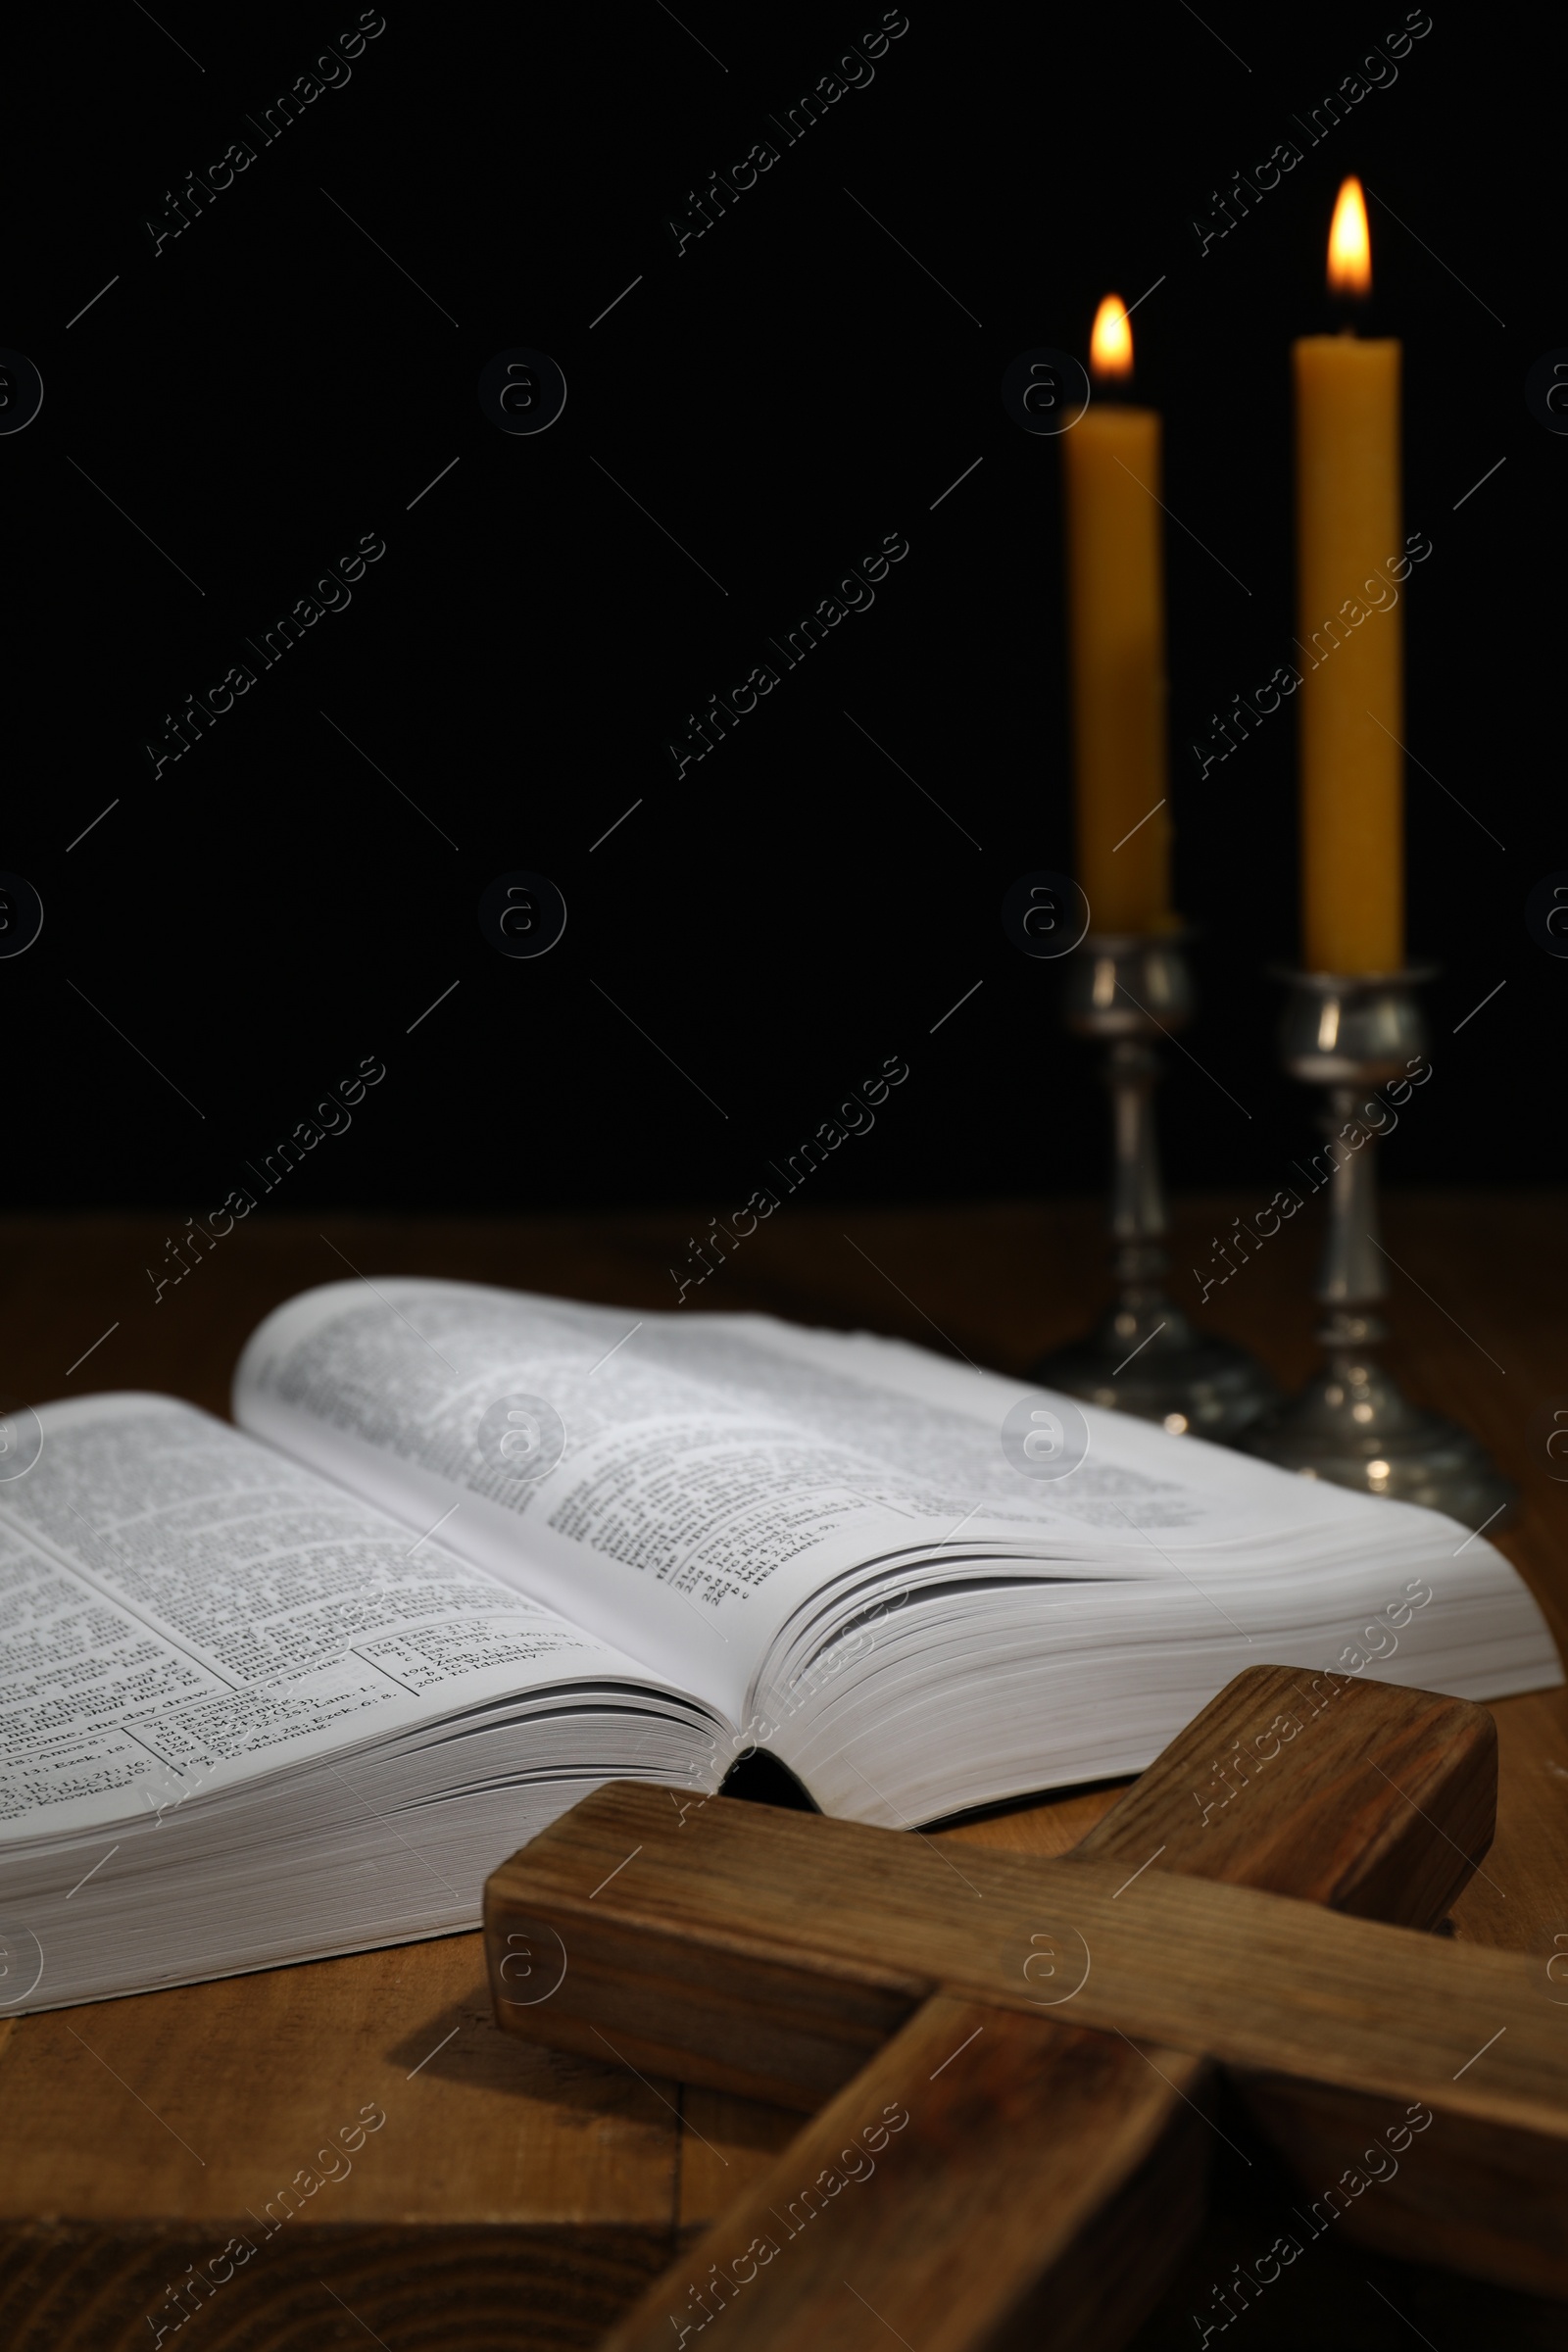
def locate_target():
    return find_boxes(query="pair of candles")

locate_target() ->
[1065,178,1400,975]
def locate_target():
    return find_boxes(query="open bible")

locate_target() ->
[0,1277,1557,2012]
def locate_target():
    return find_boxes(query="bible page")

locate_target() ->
[0,1393,690,1844]
[231,1278,1496,1726]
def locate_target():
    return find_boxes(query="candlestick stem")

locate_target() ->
[1030,936,1279,1439]
[1240,971,1514,1524]
[1315,1084,1389,1330]
[1109,1037,1164,1259]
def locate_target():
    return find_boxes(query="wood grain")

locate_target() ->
[0,2227,675,2352]
[1236,2069,1568,2303]
[486,1772,1557,2129]
[584,1667,1497,2352]
[487,1756,1568,2303]
[492,1669,1499,2115]
[1064,1668,1564,2294]
[1070,1661,1496,1930]
[0,1936,678,2229]
[0,1934,685,2352]
[604,1998,1212,2352]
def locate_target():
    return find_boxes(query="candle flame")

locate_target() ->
[1327,176,1371,299]
[1089,293,1133,380]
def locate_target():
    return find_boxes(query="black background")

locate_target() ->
[8,2,1560,1217]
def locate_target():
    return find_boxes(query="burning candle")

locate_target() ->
[1062,294,1173,937]
[1295,177,1403,974]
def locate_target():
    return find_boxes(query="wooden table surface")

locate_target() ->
[1,1198,1565,2351]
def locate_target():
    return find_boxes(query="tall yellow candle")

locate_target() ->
[1063,294,1173,936]
[1295,178,1403,974]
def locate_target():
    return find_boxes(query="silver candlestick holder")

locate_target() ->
[1031,933,1280,1440]
[1238,969,1515,1523]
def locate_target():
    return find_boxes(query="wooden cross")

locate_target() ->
[485,1666,1568,2349]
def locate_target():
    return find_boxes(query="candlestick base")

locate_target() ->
[1238,970,1516,1533]
[1237,1317,1516,1525]
[1032,1305,1281,1442]
[1030,933,1279,1442]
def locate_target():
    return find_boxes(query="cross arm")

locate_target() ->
[485,1674,1527,2125]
